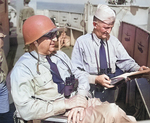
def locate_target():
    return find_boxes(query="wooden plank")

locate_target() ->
[135,78,150,117]
[121,22,136,58]
[147,35,150,68]
[43,115,67,123]
[137,120,150,123]
[134,28,149,66]
[0,0,5,13]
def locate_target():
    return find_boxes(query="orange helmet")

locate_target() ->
[23,15,57,45]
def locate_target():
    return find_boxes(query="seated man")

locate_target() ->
[10,15,137,123]
[71,4,149,103]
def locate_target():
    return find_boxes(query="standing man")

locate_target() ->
[19,0,35,33]
[71,4,149,103]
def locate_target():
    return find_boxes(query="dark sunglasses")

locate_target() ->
[41,30,57,40]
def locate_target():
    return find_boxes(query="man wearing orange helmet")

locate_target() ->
[10,15,137,123]
[11,15,90,123]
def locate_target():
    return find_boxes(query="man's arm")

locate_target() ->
[71,40,113,88]
[19,10,23,33]
[116,42,149,72]
[115,40,140,72]
[71,39,85,71]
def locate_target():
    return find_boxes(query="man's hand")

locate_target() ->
[139,66,149,71]
[65,95,88,110]
[95,74,114,88]
[66,98,102,123]
[67,107,85,123]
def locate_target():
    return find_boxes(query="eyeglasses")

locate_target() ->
[41,30,57,40]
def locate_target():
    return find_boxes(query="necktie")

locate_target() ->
[99,40,107,74]
[46,55,64,94]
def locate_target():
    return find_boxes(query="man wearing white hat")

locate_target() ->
[71,4,149,103]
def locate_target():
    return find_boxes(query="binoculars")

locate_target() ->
[99,68,112,75]
[64,75,78,98]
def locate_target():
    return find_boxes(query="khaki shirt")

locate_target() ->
[0,49,8,83]
[11,50,90,120]
[19,6,34,21]
[10,51,66,121]
[19,4,35,31]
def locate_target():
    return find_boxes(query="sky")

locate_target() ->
[34,0,150,6]
[10,0,150,6]
[10,0,150,9]
[36,0,106,4]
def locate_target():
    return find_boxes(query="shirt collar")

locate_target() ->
[30,50,47,62]
[92,33,106,46]
[24,4,29,7]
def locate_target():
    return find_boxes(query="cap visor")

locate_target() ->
[50,27,67,33]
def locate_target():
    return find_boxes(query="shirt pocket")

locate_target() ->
[83,52,95,64]
[33,71,52,87]
[83,54,97,73]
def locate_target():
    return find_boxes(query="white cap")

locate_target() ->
[94,4,116,25]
